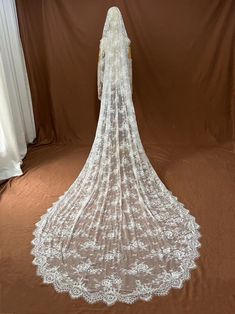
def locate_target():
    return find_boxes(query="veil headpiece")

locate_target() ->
[101,7,129,41]
[97,6,132,100]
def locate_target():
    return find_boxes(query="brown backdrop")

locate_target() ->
[16,0,235,145]
[1,1,235,314]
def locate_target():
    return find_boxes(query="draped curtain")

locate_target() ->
[0,0,36,180]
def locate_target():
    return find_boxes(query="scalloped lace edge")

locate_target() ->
[31,192,201,306]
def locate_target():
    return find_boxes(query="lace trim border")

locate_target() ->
[31,191,201,306]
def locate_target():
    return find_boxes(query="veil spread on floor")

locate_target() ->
[31,7,201,306]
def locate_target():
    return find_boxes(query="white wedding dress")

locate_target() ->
[31,7,201,306]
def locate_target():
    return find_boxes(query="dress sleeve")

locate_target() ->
[97,39,105,100]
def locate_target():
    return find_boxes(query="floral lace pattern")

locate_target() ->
[31,7,201,306]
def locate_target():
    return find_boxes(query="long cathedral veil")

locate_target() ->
[31,7,201,305]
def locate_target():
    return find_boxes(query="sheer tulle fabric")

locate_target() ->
[31,7,201,305]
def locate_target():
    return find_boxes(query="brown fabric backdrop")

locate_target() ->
[1,1,235,314]
[16,0,235,145]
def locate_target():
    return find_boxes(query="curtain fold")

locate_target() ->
[0,0,36,180]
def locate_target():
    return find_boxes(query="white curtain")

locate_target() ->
[0,0,36,180]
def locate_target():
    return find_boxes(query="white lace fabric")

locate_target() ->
[31,6,201,306]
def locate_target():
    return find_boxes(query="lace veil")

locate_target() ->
[97,6,132,100]
[31,6,201,306]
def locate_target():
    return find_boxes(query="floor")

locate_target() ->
[1,142,235,314]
